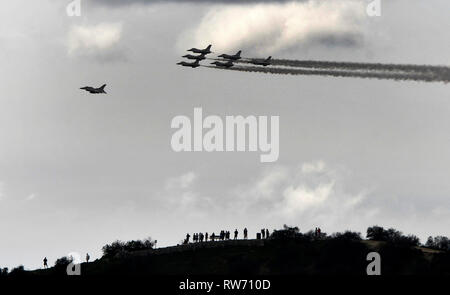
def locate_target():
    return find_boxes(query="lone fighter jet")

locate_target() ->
[182,53,207,61]
[218,50,242,61]
[250,56,272,67]
[187,45,212,55]
[211,60,234,68]
[80,84,107,94]
[177,60,201,68]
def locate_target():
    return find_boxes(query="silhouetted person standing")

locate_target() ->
[205,232,209,242]
[244,228,248,239]
[266,229,270,239]
[86,253,90,263]
[186,233,191,243]
[234,229,238,240]
[261,229,265,239]
[43,257,48,269]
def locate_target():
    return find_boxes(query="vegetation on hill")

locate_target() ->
[101,238,156,259]
[1,225,449,277]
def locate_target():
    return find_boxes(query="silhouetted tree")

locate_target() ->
[0,267,8,277]
[386,228,400,239]
[9,265,25,277]
[271,225,302,240]
[102,240,126,258]
[102,237,156,258]
[331,231,362,242]
[367,226,388,240]
[426,236,434,248]
[367,226,420,247]
[55,256,73,268]
[435,236,449,251]
[425,236,449,251]
[125,240,145,251]
[395,234,420,247]
[283,224,299,232]
[302,230,316,241]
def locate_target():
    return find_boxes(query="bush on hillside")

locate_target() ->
[366,226,420,247]
[426,236,449,251]
[102,238,156,258]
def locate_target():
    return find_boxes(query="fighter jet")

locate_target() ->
[187,45,212,55]
[182,53,207,61]
[211,60,234,68]
[250,56,272,67]
[218,50,242,61]
[177,60,201,68]
[80,84,107,94]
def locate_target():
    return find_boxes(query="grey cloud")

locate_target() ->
[67,22,127,63]
[178,0,367,55]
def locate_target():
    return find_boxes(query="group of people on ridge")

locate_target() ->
[184,229,243,244]
[184,228,271,244]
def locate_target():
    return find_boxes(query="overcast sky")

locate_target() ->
[0,0,449,270]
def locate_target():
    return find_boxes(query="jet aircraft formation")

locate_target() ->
[176,45,272,70]
[80,43,449,93]
[80,42,448,95]
[80,45,270,94]
[175,46,450,83]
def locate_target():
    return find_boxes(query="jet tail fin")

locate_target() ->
[237,50,242,57]
[267,56,272,61]
[100,84,107,90]
[207,45,212,50]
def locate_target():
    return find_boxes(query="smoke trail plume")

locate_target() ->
[204,65,450,83]
[269,59,450,75]
[223,57,450,77]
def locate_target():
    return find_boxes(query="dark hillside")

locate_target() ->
[29,239,449,276]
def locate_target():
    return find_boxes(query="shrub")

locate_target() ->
[271,225,302,240]
[367,226,389,241]
[54,256,73,268]
[9,265,25,276]
[0,267,8,277]
[331,231,362,242]
[425,236,449,251]
[102,237,156,258]
[366,226,420,247]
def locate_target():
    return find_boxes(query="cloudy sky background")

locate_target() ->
[0,0,449,269]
